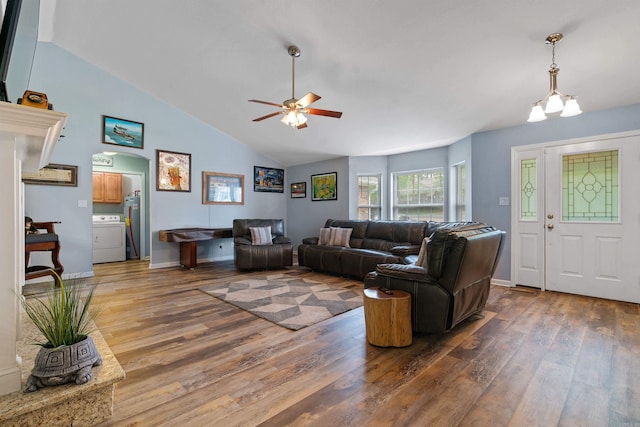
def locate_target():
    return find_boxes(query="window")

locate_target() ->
[357,175,381,220]
[392,168,444,221]
[453,162,466,221]
[562,150,619,222]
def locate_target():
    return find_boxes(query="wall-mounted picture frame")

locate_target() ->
[22,164,78,187]
[202,172,244,205]
[102,115,144,149]
[311,172,337,201]
[156,149,191,192]
[291,182,306,198]
[254,166,284,193]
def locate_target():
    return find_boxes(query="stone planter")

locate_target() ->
[24,335,102,393]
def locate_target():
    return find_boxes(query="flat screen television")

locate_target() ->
[0,0,39,103]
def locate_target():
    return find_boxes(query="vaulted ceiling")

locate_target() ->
[47,0,640,166]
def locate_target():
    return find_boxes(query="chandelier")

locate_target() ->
[527,33,582,122]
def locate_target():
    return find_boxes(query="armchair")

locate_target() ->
[232,219,293,270]
[364,226,505,334]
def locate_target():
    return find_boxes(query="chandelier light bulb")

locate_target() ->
[560,97,582,117]
[544,94,564,113]
[527,104,547,122]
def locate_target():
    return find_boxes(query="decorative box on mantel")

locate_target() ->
[0,101,67,396]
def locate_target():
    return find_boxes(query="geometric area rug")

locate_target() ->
[199,273,363,330]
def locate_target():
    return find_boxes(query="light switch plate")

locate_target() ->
[499,197,509,206]
[77,199,88,208]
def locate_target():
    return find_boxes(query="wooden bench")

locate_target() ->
[25,221,63,285]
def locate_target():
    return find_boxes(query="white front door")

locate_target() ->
[544,135,640,303]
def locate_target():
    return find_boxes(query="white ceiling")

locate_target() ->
[47,0,640,166]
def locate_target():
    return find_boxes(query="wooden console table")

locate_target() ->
[159,227,232,269]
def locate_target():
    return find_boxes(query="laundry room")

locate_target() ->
[92,152,150,264]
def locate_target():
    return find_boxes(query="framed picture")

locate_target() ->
[156,149,191,192]
[254,166,284,193]
[311,172,337,201]
[291,182,306,198]
[202,172,244,205]
[22,164,78,187]
[102,115,144,149]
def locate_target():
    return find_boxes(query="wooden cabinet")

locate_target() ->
[93,172,123,204]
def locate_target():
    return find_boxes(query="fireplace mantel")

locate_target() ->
[0,101,67,396]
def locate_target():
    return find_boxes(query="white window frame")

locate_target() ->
[357,174,382,220]
[391,168,445,221]
[453,161,466,221]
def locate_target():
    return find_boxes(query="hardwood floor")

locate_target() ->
[42,260,639,426]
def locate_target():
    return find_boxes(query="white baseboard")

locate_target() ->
[491,278,511,287]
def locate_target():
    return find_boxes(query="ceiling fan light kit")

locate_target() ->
[527,33,582,122]
[249,45,342,129]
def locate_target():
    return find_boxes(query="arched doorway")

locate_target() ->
[91,151,151,264]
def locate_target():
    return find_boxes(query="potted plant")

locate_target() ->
[20,271,102,392]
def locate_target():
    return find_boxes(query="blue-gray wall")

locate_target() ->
[25,43,287,276]
[286,157,350,247]
[471,103,640,281]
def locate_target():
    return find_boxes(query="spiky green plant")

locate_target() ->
[20,272,99,348]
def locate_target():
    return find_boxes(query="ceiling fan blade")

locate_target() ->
[297,122,308,130]
[249,99,284,108]
[252,111,283,122]
[306,108,343,118]
[296,92,321,108]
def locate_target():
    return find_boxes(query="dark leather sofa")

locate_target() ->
[232,219,293,270]
[298,219,478,279]
[364,225,505,334]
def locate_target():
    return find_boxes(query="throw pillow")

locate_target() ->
[318,227,332,246]
[415,237,430,268]
[329,227,352,247]
[249,226,273,245]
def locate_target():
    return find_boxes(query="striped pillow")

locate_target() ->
[318,228,332,246]
[415,237,430,268]
[249,226,273,245]
[329,227,352,247]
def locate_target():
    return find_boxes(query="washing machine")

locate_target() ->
[92,215,126,263]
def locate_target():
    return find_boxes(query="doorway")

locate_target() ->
[511,131,640,303]
[92,151,151,263]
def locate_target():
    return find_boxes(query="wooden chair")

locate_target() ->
[25,221,64,286]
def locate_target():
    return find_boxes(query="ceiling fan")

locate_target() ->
[249,45,342,129]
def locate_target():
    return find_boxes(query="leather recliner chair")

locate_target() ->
[364,226,505,334]
[232,219,293,270]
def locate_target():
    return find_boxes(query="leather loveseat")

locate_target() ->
[297,219,478,279]
[364,225,505,334]
[233,219,293,270]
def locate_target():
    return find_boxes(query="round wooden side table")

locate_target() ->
[363,287,412,347]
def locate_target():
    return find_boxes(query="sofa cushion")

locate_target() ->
[329,227,352,247]
[319,228,332,245]
[250,226,273,245]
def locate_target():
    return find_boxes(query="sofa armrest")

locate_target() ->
[302,237,319,245]
[390,245,420,256]
[374,263,430,282]
[234,237,252,246]
[273,236,291,244]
